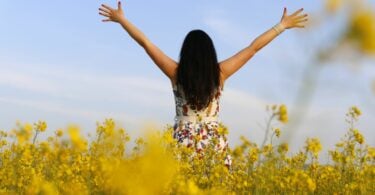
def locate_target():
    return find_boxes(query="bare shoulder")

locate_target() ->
[219,62,230,81]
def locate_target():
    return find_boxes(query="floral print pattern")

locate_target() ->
[172,84,232,167]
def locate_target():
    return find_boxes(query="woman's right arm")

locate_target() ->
[99,1,178,80]
[219,7,308,81]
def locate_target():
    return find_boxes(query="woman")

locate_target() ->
[99,1,308,168]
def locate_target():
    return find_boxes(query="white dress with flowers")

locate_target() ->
[172,83,232,167]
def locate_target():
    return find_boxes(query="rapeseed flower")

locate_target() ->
[0,105,373,194]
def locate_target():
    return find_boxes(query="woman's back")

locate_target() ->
[172,83,222,119]
[172,83,232,167]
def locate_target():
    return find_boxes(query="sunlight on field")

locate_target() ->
[0,106,373,194]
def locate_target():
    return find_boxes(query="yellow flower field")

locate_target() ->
[0,106,374,194]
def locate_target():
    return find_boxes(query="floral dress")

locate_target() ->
[172,83,232,167]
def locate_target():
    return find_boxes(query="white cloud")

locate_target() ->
[0,96,140,125]
[0,70,59,94]
[0,64,172,106]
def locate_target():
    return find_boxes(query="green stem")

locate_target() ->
[261,113,276,149]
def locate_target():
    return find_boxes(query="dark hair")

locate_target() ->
[177,29,221,111]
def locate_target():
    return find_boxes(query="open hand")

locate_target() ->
[280,7,308,29]
[99,1,124,23]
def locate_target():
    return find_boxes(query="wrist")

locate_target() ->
[117,16,126,24]
[279,22,286,30]
[272,22,286,35]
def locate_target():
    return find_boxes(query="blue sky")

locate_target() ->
[0,0,374,152]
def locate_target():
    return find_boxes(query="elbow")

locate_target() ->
[250,47,258,56]
[248,44,259,55]
[139,40,148,48]
[254,47,260,53]
[141,40,156,54]
[253,43,263,53]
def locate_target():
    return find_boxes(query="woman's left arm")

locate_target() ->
[99,1,178,80]
[219,7,308,81]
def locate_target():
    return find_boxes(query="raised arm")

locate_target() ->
[99,1,178,80]
[219,7,308,81]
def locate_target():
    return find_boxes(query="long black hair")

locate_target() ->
[177,29,221,111]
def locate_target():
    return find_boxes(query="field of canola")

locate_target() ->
[0,105,374,194]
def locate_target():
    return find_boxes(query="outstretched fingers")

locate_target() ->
[99,12,110,18]
[297,18,308,23]
[295,14,308,23]
[102,19,112,22]
[99,5,113,18]
[283,7,287,17]
[297,16,308,27]
[291,9,308,28]
[101,4,114,11]
[295,18,307,28]
[118,1,123,10]
[99,2,125,23]
[99,7,111,14]
[291,8,304,17]
[280,7,308,29]
[99,4,114,22]
[295,24,305,28]
[296,13,308,20]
